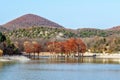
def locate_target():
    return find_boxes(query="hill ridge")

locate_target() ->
[3,14,63,30]
[108,25,120,30]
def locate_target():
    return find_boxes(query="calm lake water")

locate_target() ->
[1,57,120,80]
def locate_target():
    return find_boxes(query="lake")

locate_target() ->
[0,57,120,80]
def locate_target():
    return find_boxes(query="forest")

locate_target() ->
[0,26,120,56]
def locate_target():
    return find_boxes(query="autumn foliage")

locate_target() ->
[23,38,86,56]
[24,41,41,54]
[46,38,86,56]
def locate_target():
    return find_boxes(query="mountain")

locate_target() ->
[3,14,63,30]
[0,25,9,32]
[108,26,120,30]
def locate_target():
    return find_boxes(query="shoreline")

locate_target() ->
[1,52,120,62]
[0,55,30,62]
[23,52,120,58]
[96,54,120,58]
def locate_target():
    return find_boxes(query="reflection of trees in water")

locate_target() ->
[0,62,16,69]
[78,58,120,64]
[36,57,120,64]
[27,58,120,64]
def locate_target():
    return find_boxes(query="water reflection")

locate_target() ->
[28,57,120,64]
[0,61,16,70]
[1,58,120,80]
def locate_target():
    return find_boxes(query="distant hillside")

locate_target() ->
[77,28,120,37]
[108,26,120,30]
[0,25,9,32]
[5,26,77,40]
[4,26,120,53]
[3,14,63,30]
[5,26,120,41]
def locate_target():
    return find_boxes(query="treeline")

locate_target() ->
[5,27,120,39]
[0,32,21,56]
[23,38,86,56]
[77,28,120,38]
[2,27,120,53]
[0,31,87,56]
[6,27,77,39]
[83,36,120,53]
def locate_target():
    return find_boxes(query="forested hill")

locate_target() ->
[77,28,120,37]
[4,26,120,53]
[0,13,120,53]
[0,13,119,53]
[5,26,120,39]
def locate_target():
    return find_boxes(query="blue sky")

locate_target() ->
[0,0,120,29]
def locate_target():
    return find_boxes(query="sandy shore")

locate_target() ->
[96,53,120,58]
[84,52,120,58]
[0,56,30,62]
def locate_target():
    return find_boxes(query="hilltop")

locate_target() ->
[1,13,120,32]
[3,14,63,30]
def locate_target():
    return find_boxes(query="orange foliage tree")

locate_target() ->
[46,41,56,54]
[23,41,33,56]
[24,41,41,57]
[75,38,86,56]
[32,41,41,56]
[46,38,86,56]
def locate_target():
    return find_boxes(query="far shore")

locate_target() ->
[1,52,120,62]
